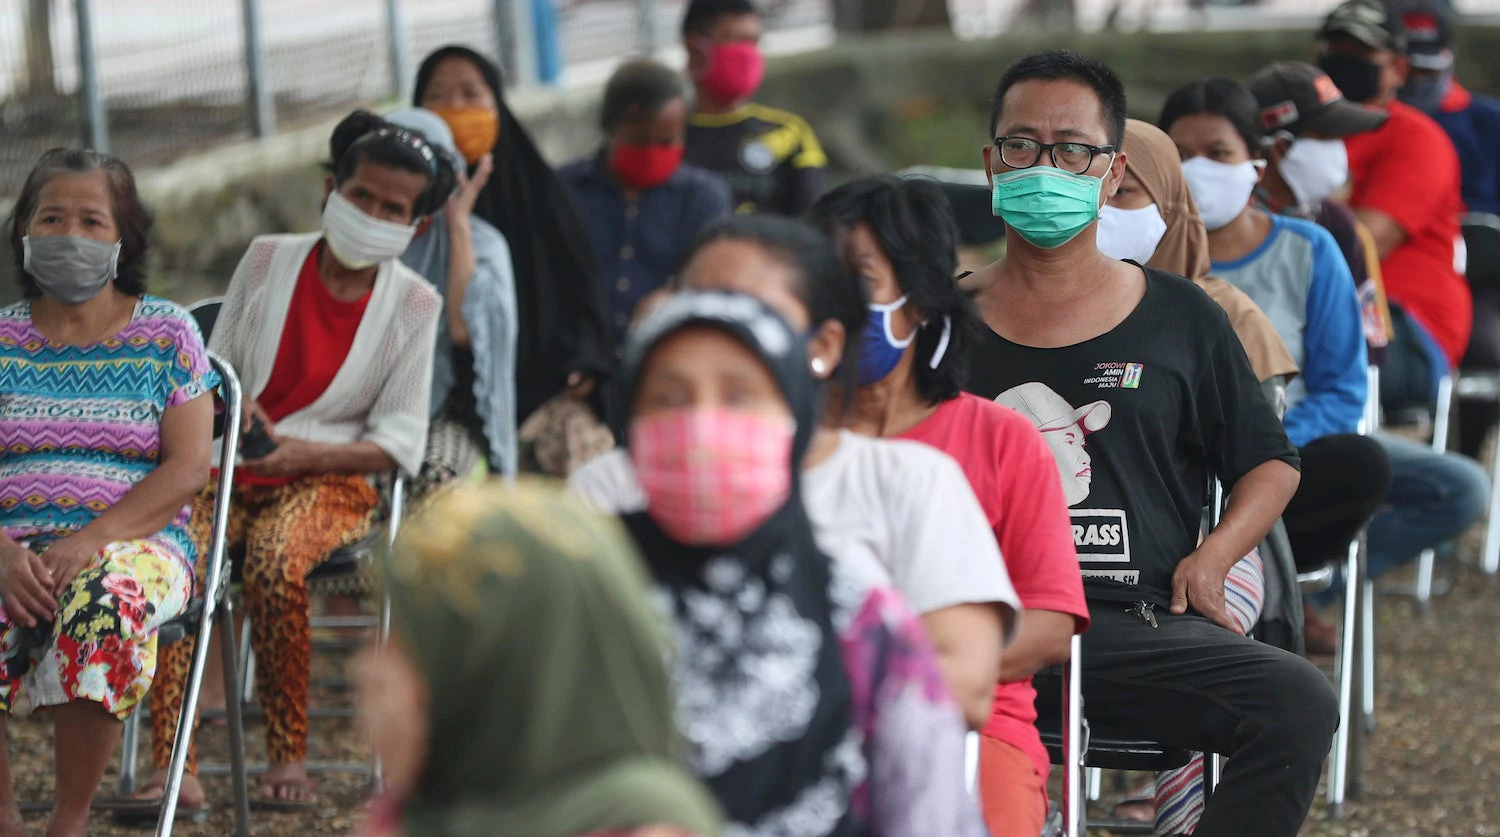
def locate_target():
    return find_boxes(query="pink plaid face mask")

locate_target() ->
[630,407,796,547]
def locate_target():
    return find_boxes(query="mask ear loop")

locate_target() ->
[875,295,917,349]
[928,315,953,370]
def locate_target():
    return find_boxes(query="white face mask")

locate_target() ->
[1277,138,1349,210]
[321,189,417,270]
[1181,157,1260,232]
[1097,204,1168,265]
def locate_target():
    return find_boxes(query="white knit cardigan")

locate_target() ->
[210,233,442,476]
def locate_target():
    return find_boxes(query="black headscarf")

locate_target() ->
[414,46,613,423]
[617,291,861,836]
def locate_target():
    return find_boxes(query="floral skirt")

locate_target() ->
[0,538,193,720]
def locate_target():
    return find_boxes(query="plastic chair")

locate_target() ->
[111,352,251,836]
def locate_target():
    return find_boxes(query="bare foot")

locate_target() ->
[45,808,88,837]
[256,762,316,808]
[129,768,206,809]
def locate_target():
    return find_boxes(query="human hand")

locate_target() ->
[41,533,105,599]
[0,539,56,627]
[243,436,320,477]
[447,153,494,225]
[1169,547,1243,634]
[565,372,596,399]
[242,400,275,437]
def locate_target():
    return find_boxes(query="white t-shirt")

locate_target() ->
[568,431,1020,627]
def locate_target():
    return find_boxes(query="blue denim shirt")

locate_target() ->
[557,149,734,347]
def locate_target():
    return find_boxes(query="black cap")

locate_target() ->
[1393,0,1455,70]
[1250,61,1390,138]
[1319,0,1407,53]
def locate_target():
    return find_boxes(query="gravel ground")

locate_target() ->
[7,555,1499,836]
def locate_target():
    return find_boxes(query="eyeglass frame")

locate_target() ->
[991,136,1118,176]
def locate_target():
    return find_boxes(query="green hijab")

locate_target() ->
[381,480,722,837]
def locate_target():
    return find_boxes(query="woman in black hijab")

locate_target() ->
[415,46,612,426]
[617,289,986,837]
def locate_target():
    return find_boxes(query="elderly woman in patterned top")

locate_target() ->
[0,148,217,837]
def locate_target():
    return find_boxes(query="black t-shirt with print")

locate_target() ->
[965,267,1299,607]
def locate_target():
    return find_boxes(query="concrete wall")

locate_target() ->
[5,24,1500,305]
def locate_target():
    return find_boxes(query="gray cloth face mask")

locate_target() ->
[22,235,121,305]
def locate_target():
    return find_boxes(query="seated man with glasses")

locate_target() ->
[959,50,1337,837]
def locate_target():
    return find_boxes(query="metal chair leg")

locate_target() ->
[238,617,255,706]
[964,732,979,797]
[218,597,251,837]
[1326,535,1360,818]
[1484,424,1500,576]
[1204,753,1221,800]
[117,708,142,796]
[157,612,219,836]
[1062,635,1084,837]
[1360,575,1376,733]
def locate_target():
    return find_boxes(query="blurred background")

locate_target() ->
[0,0,1493,302]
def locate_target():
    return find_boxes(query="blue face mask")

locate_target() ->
[857,296,915,386]
[855,296,954,386]
[991,166,1105,250]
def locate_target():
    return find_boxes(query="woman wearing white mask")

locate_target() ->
[141,110,445,813]
[1161,81,1393,635]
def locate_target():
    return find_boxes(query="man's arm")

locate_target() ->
[1171,459,1300,631]
[1354,208,1407,260]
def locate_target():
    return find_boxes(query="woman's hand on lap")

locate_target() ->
[243,437,320,477]
[42,534,105,599]
[0,540,56,627]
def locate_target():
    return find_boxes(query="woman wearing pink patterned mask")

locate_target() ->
[618,289,985,837]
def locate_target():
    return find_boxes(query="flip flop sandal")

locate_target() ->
[251,778,319,812]
[107,791,210,826]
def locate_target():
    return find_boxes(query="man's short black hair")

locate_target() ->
[989,50,1128,147]
[602,59,689,132]
[682,0,759,39]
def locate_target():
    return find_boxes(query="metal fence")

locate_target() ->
[0,0,833,198]
[1,0,1488,200]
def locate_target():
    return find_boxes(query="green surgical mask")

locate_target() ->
[991,166,1106,250]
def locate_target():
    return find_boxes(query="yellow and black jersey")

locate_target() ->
[684,103,828,216]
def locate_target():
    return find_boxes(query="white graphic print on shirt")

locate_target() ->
[995,381,1138,585]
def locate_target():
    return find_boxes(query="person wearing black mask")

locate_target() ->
[1394,0,1500,459]
[1316,0,1470,412]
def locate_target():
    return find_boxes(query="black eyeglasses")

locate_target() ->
[993,136,1116,175]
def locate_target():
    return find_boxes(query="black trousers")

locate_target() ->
[1037,606,1339,837]
[1458,287,1500,459]
[1281,433,1393,572]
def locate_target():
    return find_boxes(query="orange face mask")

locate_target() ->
[430,106,500,165]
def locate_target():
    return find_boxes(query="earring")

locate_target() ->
[810,357,830,377]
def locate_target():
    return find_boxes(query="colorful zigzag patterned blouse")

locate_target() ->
[0,296,219,565]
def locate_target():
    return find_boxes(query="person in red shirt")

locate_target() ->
[1317,0,1469,410]
[808,176,1088,837]
[135,112,447,816]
